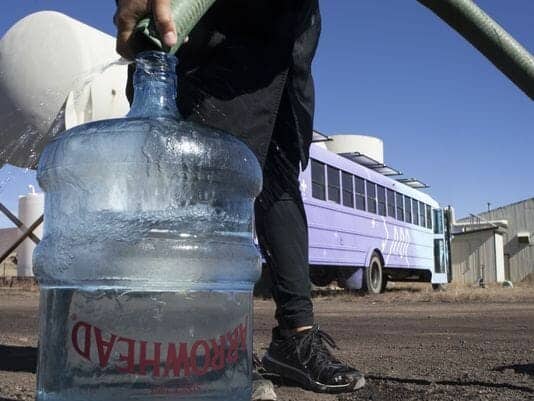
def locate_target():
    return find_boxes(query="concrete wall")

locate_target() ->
[451,229,497,285]
[461,198,534,283]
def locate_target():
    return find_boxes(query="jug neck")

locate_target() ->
[128,51,179,119]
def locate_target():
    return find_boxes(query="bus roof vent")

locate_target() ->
[311,131,430,186]
[338,152,403,177]
[396,178,430,189]
[312,131,331,143]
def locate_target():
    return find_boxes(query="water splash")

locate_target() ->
[68,57,132,101]
[1,57,133,167]
[0,57,133,224]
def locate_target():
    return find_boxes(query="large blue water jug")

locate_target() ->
[34,51,262,401]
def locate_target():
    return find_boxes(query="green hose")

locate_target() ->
[135,0,216,54]
[418,0,534,100]
[135,0,534,99]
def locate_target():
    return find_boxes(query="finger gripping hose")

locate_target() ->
[136,0,216,54]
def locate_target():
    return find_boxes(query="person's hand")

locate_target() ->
[114,0,177,59]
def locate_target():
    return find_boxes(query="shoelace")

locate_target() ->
[253,353,269,375]
[253,353,263,367]
[295,326,349,383]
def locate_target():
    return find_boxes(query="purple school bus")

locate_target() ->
[299,142,451,293]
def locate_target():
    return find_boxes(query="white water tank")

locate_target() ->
[17,186,44,277]
[325,134,384,164]
[0,11,130,169]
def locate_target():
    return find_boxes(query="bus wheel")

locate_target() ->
[381,275,388,293]
[432,283,447,291]
[363,253,385,294]
[310,268,334,287]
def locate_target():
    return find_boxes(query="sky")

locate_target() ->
[0,0,532,228]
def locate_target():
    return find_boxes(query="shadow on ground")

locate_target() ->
[0,345,37,373]
[495,363,534,377]
[366,374,534,394]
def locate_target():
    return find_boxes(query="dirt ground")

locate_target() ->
[0,284,533,401]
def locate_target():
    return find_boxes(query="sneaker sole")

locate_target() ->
[262,353,366,394]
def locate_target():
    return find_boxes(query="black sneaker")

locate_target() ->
[261,325,365,393]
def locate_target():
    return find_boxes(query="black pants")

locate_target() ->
[175,1,320,330]
[254,91,314,330]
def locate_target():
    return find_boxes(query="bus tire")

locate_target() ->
[363,253,385,294]
[432,283,447,291]
[310,268,334,287]
[381,275,388,293]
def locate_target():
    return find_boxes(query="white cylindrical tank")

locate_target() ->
[325,134,384,164]
[17,185,44,277]
[0,11,130,169]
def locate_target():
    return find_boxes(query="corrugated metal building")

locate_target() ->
[451,222,506,285]
[0,227,18,277]
[454,198,534,284]
[0,227,18,255]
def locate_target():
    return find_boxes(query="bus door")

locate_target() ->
[443,207,453,283]
[433,208,451,283]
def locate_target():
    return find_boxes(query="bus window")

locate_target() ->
[387,188,395,218]
[418,201,426,227]
[426,204,433,230]
[355,176,366,211]
[367,181,377,214]
[342,171,354,208]
[377,185,386,216]
[404,196,412,224]
[327,166,341,204]
[412,199,419,226]
[396,192,404,221]
[433,209,444,234]
[311,160,326,200]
